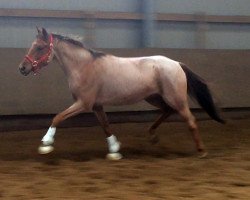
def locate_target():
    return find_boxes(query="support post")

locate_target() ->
[142,0,155,48]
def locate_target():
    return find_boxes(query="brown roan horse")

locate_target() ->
[19,27,224,159]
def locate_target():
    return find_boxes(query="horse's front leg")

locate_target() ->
[38,101,84,154]
[93,105,122,160]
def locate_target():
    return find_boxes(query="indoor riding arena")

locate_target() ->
[0,1,250,199]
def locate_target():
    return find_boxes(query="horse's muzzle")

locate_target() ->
[19,65,30,76]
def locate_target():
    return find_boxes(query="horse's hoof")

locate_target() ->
[38,145,54,154]
[149,135,159,144]
[106,152,123,161]
[198,150,208,159]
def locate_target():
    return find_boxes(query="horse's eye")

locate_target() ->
[37,46,44,51]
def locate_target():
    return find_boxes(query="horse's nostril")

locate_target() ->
[20,66,26,71]
[19,65,27,75]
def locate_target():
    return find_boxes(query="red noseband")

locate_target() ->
[25,34,53,74]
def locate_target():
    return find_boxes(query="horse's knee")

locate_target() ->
[52,114,62,127]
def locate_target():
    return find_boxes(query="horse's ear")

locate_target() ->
[36,26,42,35]
[41,27,49,41]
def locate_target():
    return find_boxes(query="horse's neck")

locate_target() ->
[53,41,92,78]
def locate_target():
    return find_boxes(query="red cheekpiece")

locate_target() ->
[25,34,53,74]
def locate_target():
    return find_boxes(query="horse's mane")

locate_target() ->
[52,33,106,59]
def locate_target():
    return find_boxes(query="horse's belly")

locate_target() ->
[98,95,144,106]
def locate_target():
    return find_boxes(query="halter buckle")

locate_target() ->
[32,60,38,67]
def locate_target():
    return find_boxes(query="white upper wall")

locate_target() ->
[0,0,141,12]
[155,0,250,15]
[1,0,249,15]
[0,0,249,49]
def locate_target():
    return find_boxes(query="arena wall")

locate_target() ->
[0,0,249,116]
[0,48,249,115]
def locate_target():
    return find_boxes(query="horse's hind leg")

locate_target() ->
[178,105,207,157]
[145,95,174,144]
[148,113,170,144]
[93,105,121,159]
[159,63,207,157]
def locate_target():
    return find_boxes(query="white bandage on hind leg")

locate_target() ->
[42,127,56,145]
[107,135,120,153]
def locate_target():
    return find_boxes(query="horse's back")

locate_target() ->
[129,55,184,82]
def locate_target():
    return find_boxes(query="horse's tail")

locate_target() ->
[180,62,225,124]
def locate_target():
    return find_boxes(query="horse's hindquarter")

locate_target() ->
[94,55,180,106]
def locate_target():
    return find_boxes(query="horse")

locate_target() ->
[18,27,225,159]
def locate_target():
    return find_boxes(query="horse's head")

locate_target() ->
[19,27,54,76]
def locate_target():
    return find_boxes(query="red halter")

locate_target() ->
[25,34,53,74]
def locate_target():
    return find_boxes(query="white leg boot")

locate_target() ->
[42,127,56,145]
[107,135,120,153]
[106,135,122,160]
[38,127,56,154]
